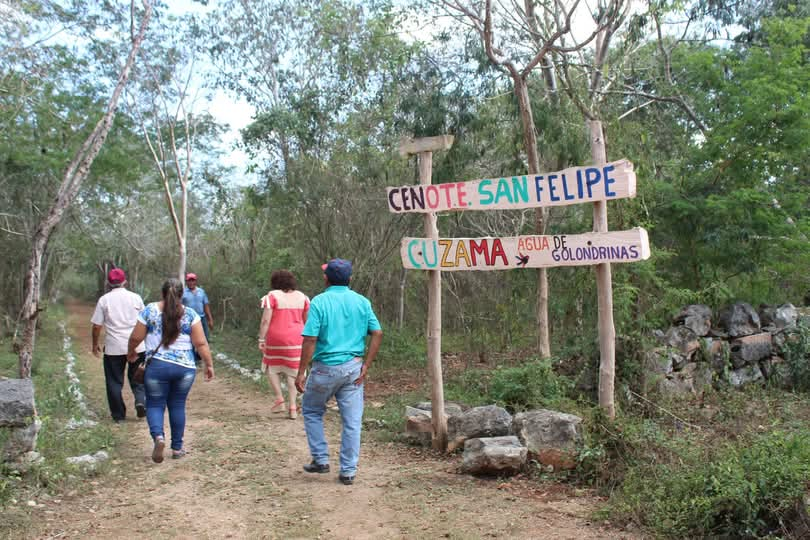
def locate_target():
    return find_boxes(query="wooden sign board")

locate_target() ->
[401,228,650,271]
[387,159,635,214]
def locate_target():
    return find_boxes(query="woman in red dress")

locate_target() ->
[258,270,309,419]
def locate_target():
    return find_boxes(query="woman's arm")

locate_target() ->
[127,321,147,363]
[258,307,273,351]
[191,321,214,381]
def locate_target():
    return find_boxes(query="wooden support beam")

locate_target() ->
[398,135,454,157]
[399,135,454,452]
[589,120,616,420]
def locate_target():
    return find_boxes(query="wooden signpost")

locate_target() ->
[398,135,454,451]
[401,229,650,271]
[589,120,617,419]
[394,126,642,447]
[387,159,636,214]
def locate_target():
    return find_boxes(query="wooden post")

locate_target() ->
[399,135,454,451]
[589,120,616,419]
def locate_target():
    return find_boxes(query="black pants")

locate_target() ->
[103,353,146,421]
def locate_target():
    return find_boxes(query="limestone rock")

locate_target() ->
[718,303,761,338]
[665,326,701,358]
[673,304,712,337]
[3,419,41,461]
[512,409,582,470]
[461,436,527,476]
[729,333,772,368]
[0,379,36,427]
[447,405,511,452]
[66,450,109,471]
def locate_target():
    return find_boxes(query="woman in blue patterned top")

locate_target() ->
[127,278,215,463]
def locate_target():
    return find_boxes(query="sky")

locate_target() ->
[169,0,257,187]
[167,0,659,188]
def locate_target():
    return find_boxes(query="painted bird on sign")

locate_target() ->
[516,252,529,268]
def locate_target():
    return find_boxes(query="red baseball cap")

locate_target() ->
[107,268,126,284]
[186,273,197,280]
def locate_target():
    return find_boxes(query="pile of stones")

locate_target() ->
[645,302,808,396]
[405,402,582,476]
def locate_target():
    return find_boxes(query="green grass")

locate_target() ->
[0,307,118,535]
[375,327,428,371]
[208,325,271,393]
[363,390,427,442]
[209,325,257,365]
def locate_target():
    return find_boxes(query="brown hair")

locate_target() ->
[160,278,185,348]
[270,270,297,291]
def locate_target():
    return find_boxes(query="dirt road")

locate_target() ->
[27,302,637,539]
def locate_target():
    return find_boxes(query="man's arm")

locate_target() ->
[204,302,214,329]
[355,329,382,385]
[295,336,317,393]
[91,325,103,357]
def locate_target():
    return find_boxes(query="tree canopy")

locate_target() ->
[1,0,808,364]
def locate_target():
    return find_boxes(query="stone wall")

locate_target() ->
[645,302,808,396]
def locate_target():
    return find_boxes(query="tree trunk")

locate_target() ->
[178,237,187,283]
[17,0,154,378]
[513,76,551,359]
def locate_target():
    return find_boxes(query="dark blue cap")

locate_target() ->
[321,258,352,284]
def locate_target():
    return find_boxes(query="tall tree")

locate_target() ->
[438,0,629,359]
[16,0,153,378]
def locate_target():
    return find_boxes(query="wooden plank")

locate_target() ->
[398,135,454,157]
[386,159,635,213]
[400,228,650,271]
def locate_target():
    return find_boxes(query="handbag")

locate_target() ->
[132,358,148,385]
[132,347,156,385]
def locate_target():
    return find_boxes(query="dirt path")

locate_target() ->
[27,302,638,539]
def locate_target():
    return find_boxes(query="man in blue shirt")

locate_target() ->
[182,272,214,364]
[295,258,383,486]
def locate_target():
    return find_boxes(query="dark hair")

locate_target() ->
[160,278,185,348]
[270,270,297,291]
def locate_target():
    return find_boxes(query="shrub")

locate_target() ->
[783,321,810,392]
[376,327,427,371]
[489,359,572,411]
[445,359,572,412]
[612,430,810,538]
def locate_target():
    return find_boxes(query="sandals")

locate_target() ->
[289,406,298,420]
[172,449,187,459]
[270,397,286,413]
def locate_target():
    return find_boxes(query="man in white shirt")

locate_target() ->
[91,268,146,423]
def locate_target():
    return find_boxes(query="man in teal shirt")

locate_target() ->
[295,258,383,485]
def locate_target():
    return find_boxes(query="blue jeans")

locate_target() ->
[302,358,364,476]
[144,359,196,451]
